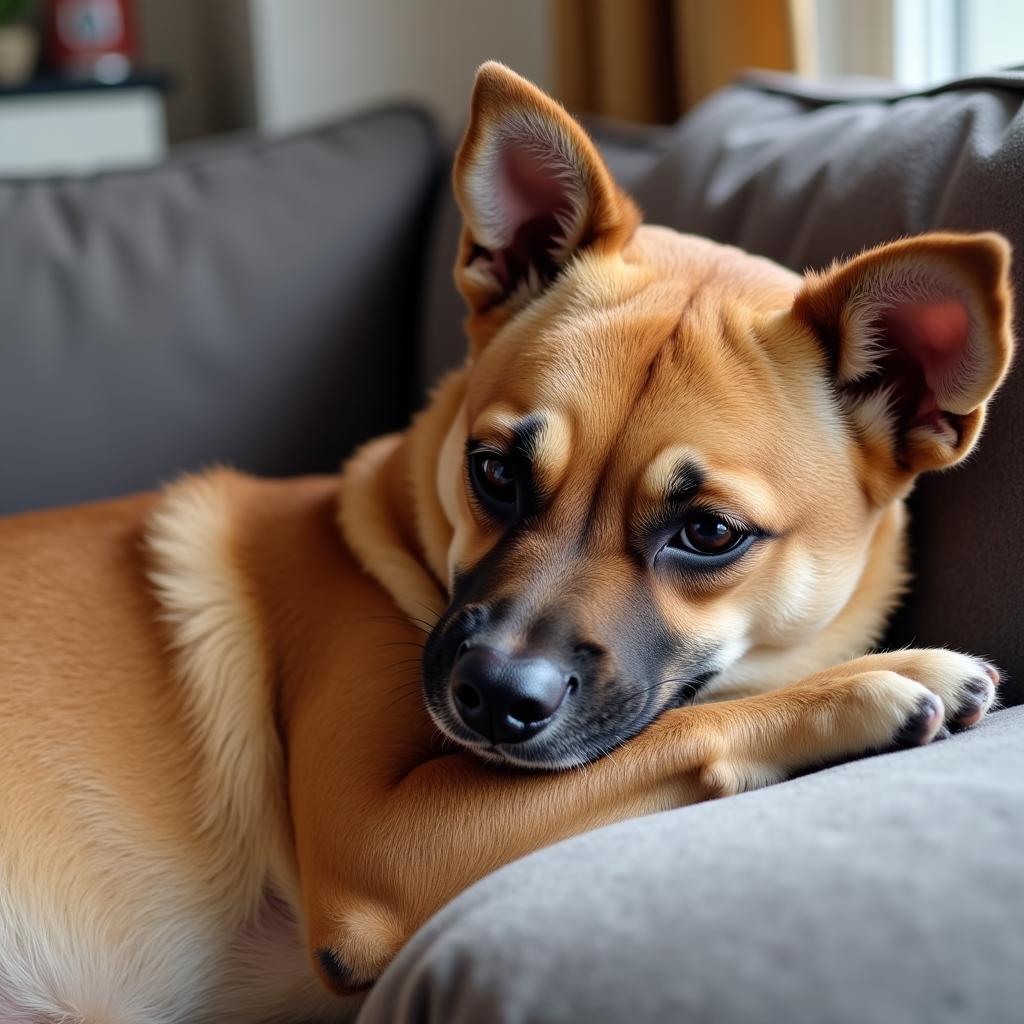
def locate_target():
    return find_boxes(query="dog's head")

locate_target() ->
[419,63,1014,769]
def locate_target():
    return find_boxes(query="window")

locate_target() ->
[816,0,1024,88]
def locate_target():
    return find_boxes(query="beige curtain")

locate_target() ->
[555,0,816,123]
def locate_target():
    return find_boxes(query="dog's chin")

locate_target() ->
[421,668,718,771]
[423,700,606,770]
[461,738,569,770]
[424,700,645,771]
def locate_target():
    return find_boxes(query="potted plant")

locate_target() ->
[0,0,38,86]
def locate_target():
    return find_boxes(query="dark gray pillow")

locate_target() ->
[0,106,440,515]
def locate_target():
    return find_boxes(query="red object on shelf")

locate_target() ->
[46,0,137,82]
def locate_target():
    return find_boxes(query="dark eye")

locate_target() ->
[469,451,519,519]
[669,512,747,555]
[479,456,516,501]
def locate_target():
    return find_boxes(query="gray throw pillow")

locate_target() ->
[0,106,440,515]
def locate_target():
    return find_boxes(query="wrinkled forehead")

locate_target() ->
[467,226,804,410]
[463,240,850,527]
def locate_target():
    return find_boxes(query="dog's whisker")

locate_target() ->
[406,619,438,634]
[343,658,424,688]
[406,598,442,627]
[380,679,429,716]
[360,613,434,636]
[600,675,694,716]
[377,658,424,673]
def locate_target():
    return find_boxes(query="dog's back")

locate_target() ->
[0,482,352,1023]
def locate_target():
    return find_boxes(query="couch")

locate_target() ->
[2,69,1022,1023]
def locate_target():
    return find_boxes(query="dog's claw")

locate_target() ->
[893,693,944,748]
[981,661,1001,686]
[950,674,996,730]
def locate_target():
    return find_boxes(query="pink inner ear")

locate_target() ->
[877,299,971,429]
[499,147,572,234]
[480,143,578,295]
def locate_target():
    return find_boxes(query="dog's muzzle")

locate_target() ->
[449,645,578,744]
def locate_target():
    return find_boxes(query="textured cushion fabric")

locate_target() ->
[359,705,1024,1024]
[636,69,1024,268]
[0,106,440,515]
[630,70,1024,703]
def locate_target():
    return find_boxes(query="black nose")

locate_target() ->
[450,646,574,744]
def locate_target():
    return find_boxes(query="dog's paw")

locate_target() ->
[947,667,1000,730]
[811,668,947,757]
[890,690,946,748]
[884,649,1000,732]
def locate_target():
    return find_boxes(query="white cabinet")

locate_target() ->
[0,78,166,175]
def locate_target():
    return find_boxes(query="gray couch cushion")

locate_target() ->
[637,69,1024,270]
[359,704,1024,1024]
[0,106,440,515]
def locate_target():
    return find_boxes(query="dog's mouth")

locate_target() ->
[418,590,724,769]
[421,662,717,771]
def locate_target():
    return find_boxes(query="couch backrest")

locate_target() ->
[0,106,441,515]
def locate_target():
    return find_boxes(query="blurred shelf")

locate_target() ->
[0,72,169,176]
[0,72,171,99]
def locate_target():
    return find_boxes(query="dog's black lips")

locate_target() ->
[422,635,720,770]
[674,670,715,706]
[421,523,720,768]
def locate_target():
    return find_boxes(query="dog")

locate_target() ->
[0,62,1014,1023]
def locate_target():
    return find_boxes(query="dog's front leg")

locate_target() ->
[292,650,996,993]
[793,649,1000,734]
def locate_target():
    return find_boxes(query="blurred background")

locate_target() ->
[0,0,1021,175]
[2,0,1022,694]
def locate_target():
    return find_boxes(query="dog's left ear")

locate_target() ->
[453,61,640,352]
[792,232,1014,494]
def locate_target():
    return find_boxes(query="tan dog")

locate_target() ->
[0,63,1014,1023]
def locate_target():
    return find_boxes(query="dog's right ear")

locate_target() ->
[453,62,640,352]
[792,232,1015,500]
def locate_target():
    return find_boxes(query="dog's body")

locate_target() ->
[0,65,1014,1022]
[0,478,390,1023]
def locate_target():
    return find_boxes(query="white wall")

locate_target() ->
[958,0,1024,74]
[815,0,895,78]
[817,0,1024,91]
[248,0,552,140]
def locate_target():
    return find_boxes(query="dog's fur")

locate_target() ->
[0,64,1015,1022]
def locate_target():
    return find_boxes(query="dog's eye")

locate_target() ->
[469,451,519,518]
[670,513,746,555]
[479,456,516,500]
[655,510,760,575]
